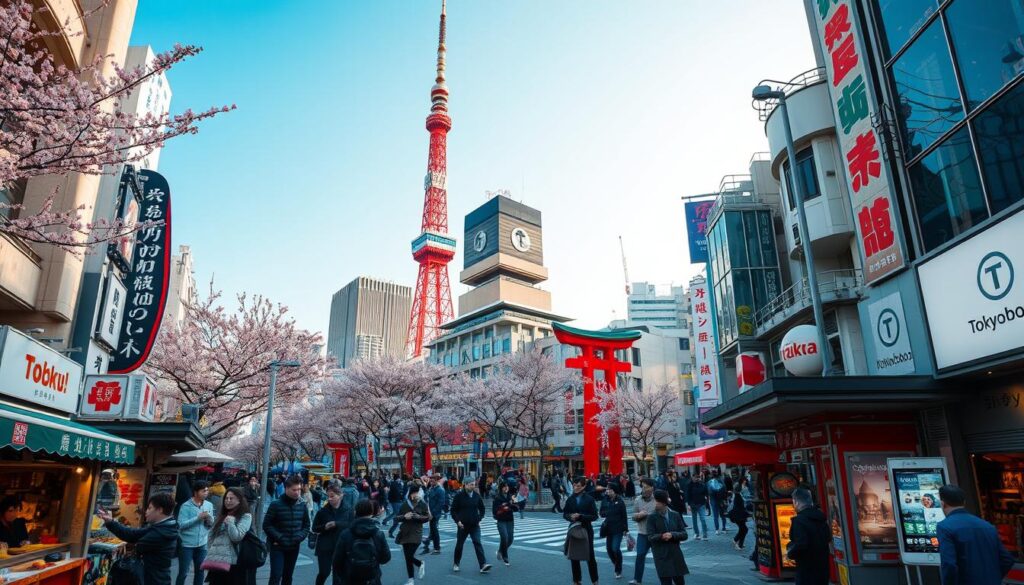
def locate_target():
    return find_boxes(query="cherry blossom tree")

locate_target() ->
[591,381,684,476]
[144,284,327,443]
[314,383,372,471]
[0,0,233,251]
[221,431,285,472]
[444,373,522,470]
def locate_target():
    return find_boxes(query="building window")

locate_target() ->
[483,342,491,359]
[825,311,847,376]
[874,0,939,59]
[945,0,1024,111]
[678,338,690,351]
[473,345,481,361]
[0,179,26,220]
[973,77,1024,214]
[781,147,821,209]
[461,350,470,365]
[631,348,641,367]
[575,408,584,434]
[502,337,511,353]
[909,127,987,251]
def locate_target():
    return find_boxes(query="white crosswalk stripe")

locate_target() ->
[438,514,645,559]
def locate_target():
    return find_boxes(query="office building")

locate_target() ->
[327,277,412,368]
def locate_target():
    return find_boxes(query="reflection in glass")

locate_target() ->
[782,148,821,209]
[891,20,964,157]
[974,81,1024,213]
[876,0,938,59]
[909,128,987,251]
[946,0,1024,110]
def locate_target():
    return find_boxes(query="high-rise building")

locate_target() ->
[626,282,690,332]
[328,277,413,368]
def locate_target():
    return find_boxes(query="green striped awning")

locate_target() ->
[0,402,135,464]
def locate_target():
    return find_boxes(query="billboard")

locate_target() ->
[684,201,714,264]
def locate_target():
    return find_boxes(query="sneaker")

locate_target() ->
[452,564,460,572]
[419,560,426,579]
[734,542,743,551]
[503,556,510,567]
[628,581,641,585]
[480,564,492,573]
[615,573,622,579]
[405,579,414,585]
[431,550,441,555]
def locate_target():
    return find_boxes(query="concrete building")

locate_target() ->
[163,245,197,330]
[327,277,412,368]
[626,282,690,333]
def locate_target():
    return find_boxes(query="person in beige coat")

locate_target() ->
[205,488,254,585]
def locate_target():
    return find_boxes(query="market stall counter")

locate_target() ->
[0,558,85,585]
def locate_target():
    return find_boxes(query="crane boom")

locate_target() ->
[619,235,630,295]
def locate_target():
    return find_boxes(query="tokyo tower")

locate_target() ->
[406,0,455,358]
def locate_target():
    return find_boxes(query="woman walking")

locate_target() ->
[395,484,431,585]
[517,478,529,519]
[204,488,253,585]
[492,482,519,566]
[727,482,750,551]
[600,484,629,579]
[646,490,690,585]
[550,474,565,513]
[311,484,353,585]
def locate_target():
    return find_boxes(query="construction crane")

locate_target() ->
[619,235,630,295]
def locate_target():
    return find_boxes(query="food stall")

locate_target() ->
[0,327,135,585]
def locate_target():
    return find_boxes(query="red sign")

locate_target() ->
[11,422,28,446]
[736,352,766,393]
[87,381,123,412]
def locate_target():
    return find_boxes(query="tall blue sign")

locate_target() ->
[685,201,714,264]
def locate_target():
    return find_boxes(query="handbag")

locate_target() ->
[598,522,609,538]
[236,531,268,568]
[626,533,636,552]
[200,558,231,572]
[108,556,145,585]
[307,530,319,550]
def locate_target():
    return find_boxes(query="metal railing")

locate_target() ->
[752,67,828,121]
[754,269,863,332]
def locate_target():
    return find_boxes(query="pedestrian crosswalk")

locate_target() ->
[438,514,641,558]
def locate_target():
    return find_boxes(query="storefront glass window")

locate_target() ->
[744,211,762,266]
[946,0,1024,111]
[891,19,964,157]
[876,0,939,59]
[972,453,1024,561]
[973,81,1024,214]
[726,212,748,268]
[909,127,988,251]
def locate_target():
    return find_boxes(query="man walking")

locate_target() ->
[450,479,491,573]
[786,488,830,585]
[685,474,709,540]
[551,473,565,513]
[387,473,406,538]
[176,480,214,585]
[421,476,446,555]
[936,484,1014,585]
[563,477,599,585]
[263,476,310,585]
[629,478,657,585]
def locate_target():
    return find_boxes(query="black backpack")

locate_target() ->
[236,530,268,568]
[348,534,379,583]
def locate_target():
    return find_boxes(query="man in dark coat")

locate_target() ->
[937,484,1014,585]
[421,476,447,555]
[563,477,599,585]
[312,484,354,585]
[263,476,310,585]
[786,488,830,585]
[98,493,179,585]
[685,475,709,540]
[600,484,629,578]
[449,479,491,573]
[333,499,392,585]
[646,490,689,585]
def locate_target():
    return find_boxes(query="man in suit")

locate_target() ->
[563,477,599,585]
[937,484,1014,585]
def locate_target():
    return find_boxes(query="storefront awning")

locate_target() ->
[0,402,134,464]
[673,438,779,467]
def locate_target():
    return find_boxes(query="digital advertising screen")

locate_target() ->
[887,457,950,565]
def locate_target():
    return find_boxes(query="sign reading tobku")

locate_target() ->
[813,0,905,285]
[0,326,84,414]
[918,211,1024,371]
[109,169,172,374]
[866,291,915,375]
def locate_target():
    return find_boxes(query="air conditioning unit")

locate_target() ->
[79,373,157,422]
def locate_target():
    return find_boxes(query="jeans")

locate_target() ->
[176,545,207,585]
[423,516,441,551]
[453,524,486,567]
[733,518,749,548]
[314,551,334,585]
[659,577,686,585]
[496,520,514,560]
[633,534,651,583]
[570,528,599,584]
[551,494,563,513]
[690,505,708,538]
[388,502,403,534]
[402,543,423,578]
[268,546,299,585]
[711,498,726,531]
[605,531,623,574]
[519,496,527,518]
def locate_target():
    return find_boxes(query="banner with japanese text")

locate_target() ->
[109,170,172,373]
[684,201,714,264]
[690,277,720,407]
[814,0,905,284]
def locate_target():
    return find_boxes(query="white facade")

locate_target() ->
[120,46,173,171]
[163,245,197,330]
[627,282,690,333]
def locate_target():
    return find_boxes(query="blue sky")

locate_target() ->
[129,1,815,334]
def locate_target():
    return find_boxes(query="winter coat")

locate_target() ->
[563,522,592,561]
[425,485,447,517]
[600,496,629,535]
[685,480,709,508]
[938,508,1015,585]
[492,493,519,522]
[387,480,405,503]
[395,498,431,544]
[450,490,485,527]
[333,516,392,585]
[666,480,685,513]
[242,485,260,507]
[563,492,599,527]
[647,509,690,578]
[623,478,636,498]
[104,517,178,585]
[263,493,310,550]
[206,513,252,566]
[312,500,354,557]
[786,507,831,585]
[728,492,750,524]
[176,498,215,548]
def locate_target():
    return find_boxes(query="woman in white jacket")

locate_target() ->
[204,488,254,585]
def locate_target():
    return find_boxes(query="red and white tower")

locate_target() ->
[406,0,456,358]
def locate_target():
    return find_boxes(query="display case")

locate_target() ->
[973,453,1024,558]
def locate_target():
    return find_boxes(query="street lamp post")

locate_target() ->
[256,359,301,535]
[752,83,834,377]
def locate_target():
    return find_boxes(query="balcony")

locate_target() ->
[754,269,863,337]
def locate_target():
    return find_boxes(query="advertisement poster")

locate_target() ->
[754,501,776,569]
[892,468,946,554]
[148,473,177,500]
[684,201,713,264]
[775,502,797,568]
[847,452,906,549]
[113,468,147,527]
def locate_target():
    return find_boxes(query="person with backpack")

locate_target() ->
[97,492,180,585]
[685,474,709,540]
[396,484,431,585]
[204,488,253,585]
[312,484,354,585]
[707,471,727,535]
[334,499,392,585]
[263,475,309,585]
[450,479,492,573]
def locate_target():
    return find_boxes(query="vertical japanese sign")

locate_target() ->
[689,279,720,407]
[684,201,714,264]
[109,170,171,373]
[814,0,905,284]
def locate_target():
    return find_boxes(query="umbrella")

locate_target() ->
[165,448,235,464]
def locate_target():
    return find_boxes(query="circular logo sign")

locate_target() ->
[780,324,822,376]
[510,227,531,252]
[977,251,1014,301]
[473,230,487,253]
[876,307,900,348]
[769,472,799,498]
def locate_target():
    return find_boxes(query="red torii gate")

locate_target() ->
[553,323,642,478]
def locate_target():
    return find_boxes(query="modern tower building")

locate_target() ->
[406,0,456,359]
[328,277,413,368]
[626,282,690,332]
